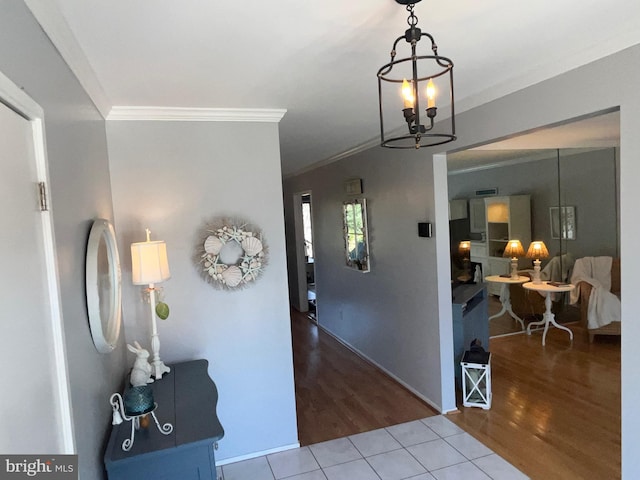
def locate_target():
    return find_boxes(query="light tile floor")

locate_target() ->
[218,415,529,480]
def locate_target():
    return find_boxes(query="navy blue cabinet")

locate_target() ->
[452,283,489,386]
[104,360,224,480]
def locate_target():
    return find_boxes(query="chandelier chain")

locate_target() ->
[406,4,419,27]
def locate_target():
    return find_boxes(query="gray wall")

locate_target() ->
[286,45,640,476]
[106,120,298,462]
[4,1,640,475]
[0,2,127,479]
[284,149,451,411]
[448,148,619,261]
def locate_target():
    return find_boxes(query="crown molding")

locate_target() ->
[284,136,379,178]
[24,0,111,118]
[107,106,287,122]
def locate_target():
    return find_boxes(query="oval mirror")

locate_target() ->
[86,219,122,353]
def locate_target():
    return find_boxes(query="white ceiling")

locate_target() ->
[25,0,640,176]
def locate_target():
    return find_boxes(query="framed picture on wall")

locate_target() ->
[550,206,576,240]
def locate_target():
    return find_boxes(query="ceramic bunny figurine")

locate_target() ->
[127,341,154,386]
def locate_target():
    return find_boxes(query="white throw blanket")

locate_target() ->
[569,256,620,329]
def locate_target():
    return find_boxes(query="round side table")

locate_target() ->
[484,275,529,331]
[522,281,575,346]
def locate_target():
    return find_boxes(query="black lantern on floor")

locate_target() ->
[378,0,456,149]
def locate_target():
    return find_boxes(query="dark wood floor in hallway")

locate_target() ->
[291,309,437,446]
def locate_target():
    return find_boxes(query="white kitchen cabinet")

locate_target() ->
[483,195,531,295]
[449,199,468,220]
[469,198,486,233]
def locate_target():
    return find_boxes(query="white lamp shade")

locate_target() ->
[131,240,171,285]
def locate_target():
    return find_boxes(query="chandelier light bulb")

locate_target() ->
[402,79,414,108]
[426,78,436,108]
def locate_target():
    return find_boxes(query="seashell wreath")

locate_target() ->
[194,217,268,290]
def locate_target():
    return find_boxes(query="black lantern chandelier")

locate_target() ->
[377,0,456,149]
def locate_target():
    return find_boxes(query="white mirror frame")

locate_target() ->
[86,219,122,353]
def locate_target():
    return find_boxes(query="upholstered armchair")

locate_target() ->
[575,258,621,342]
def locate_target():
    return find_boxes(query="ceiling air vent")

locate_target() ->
[475,188,498,196]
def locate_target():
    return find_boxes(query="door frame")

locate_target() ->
[0,70,75,452]
[292,190,314,314]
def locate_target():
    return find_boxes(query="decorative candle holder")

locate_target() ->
[110,388,173,451]
[461,349,492,410]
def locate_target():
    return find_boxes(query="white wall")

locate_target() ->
[107,119,298,462]
[285,45,640,476]
[0,2,128,479]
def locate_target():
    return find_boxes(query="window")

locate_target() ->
[302,201,313,260]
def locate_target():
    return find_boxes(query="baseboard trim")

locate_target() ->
[216,442,300,466]
[316,323,444,414]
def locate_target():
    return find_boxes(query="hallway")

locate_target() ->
[291,309,437,446]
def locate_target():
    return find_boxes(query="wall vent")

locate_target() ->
[475,188,498,196]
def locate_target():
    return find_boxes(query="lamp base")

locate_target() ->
[510,257,519,279]
[151,332,170,380]
[531,259,542,284]
[147,286,170,380]
[151,359,170,380]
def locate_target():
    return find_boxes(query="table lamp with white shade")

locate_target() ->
[503,239,525,279]
[526,240,549,284]
[131,229,171,380]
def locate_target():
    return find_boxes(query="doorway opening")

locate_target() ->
[301,194,317,322]
[293,191,318,321]
[441,109,621,478]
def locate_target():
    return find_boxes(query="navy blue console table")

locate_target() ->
[452,283,489,386]
[104,360,224,480]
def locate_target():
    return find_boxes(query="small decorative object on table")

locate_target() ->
[461,339,492,410]
[109,341,173,452]
[127,341,154,386]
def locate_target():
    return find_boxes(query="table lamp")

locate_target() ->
[526,240,549,284]
[503,239,524,279]
[458,241,471,281]
[131,229,171,380]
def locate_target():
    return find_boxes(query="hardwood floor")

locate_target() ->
[449,323,621,480]
[291,308,621,479]
[291,309,437,446]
